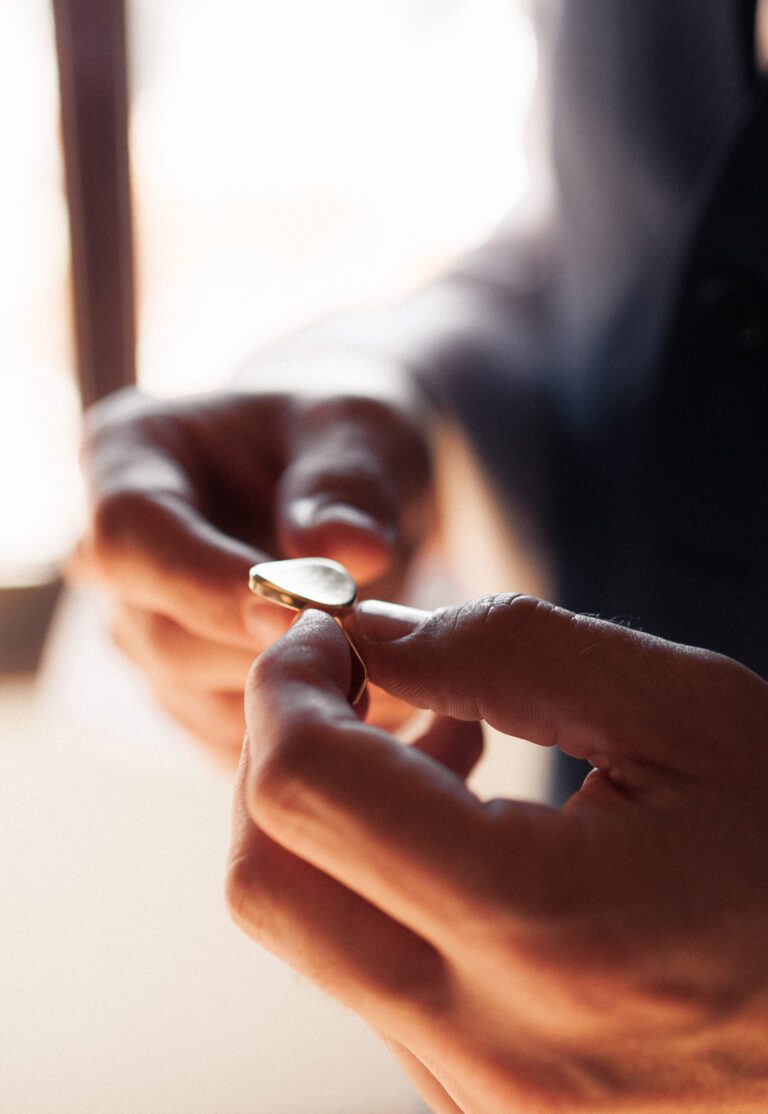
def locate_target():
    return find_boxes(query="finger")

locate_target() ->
[363,684,422,734]
[82,391,286,649]
[385,1043,465,1114]
[149,683,247,764]
[345,596,761,776]
[244,610,569,947]
[111,604,275,693]
[411,714,485,781]
[277,396,431,584]
[109,602,413,736]
[82,491,282,649]
[227,741,448,1036]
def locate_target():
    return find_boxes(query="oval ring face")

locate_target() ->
[248,557,357,613]
[248,556,367,705]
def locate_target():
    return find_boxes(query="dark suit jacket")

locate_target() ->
[540,0,768,656]
[412,0,768,660]
[533,0,768,794]
[310,0,768,795]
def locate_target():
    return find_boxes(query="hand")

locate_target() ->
[75,382,430,765]
[228,596,768,1112]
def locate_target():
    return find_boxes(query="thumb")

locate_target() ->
[346,594,722,773]
[276,398,430,585]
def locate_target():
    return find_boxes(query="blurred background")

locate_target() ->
[0,1,543,1110]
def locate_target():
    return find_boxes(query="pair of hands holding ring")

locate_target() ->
[77,387,768,1111]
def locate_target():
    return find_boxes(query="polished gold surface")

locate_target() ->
[248,557,367,705]
[249,557,357,613]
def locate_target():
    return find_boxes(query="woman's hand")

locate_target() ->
[228,596,768,1111]
[75,385,431,764]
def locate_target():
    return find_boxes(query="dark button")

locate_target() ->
[693,269,768,360]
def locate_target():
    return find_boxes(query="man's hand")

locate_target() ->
[228,596,768,1112]
[75,385,430,764]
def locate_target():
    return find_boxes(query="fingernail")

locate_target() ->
[353,600,430,642]
[291,497,387,539]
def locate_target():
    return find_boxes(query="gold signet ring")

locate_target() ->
[248,557,368,706]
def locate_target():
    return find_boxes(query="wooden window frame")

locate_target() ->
[52,0,136,408]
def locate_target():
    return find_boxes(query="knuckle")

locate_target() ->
[246,721,324,833]
[445,592,553,657]
[91,486,156,553]
[479,592,553,632]
[82,387,147,446]
[82,391,167,476]
[453,592,547,634]
[225,847,276,942]
[406,594,557,718]
[247,643,288,702]
[83,392,191,520]
[224,854,256,932]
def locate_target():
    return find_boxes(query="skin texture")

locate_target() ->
[74,386,431,763]
[228,595,768,1113]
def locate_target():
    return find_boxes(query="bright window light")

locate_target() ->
[0,1,81,582]
[0,0,536,576]
[130,0,537,393]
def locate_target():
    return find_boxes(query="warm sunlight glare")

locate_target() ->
[0,1,81,581]
[0,0,536,574]
[130,0,537,393]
